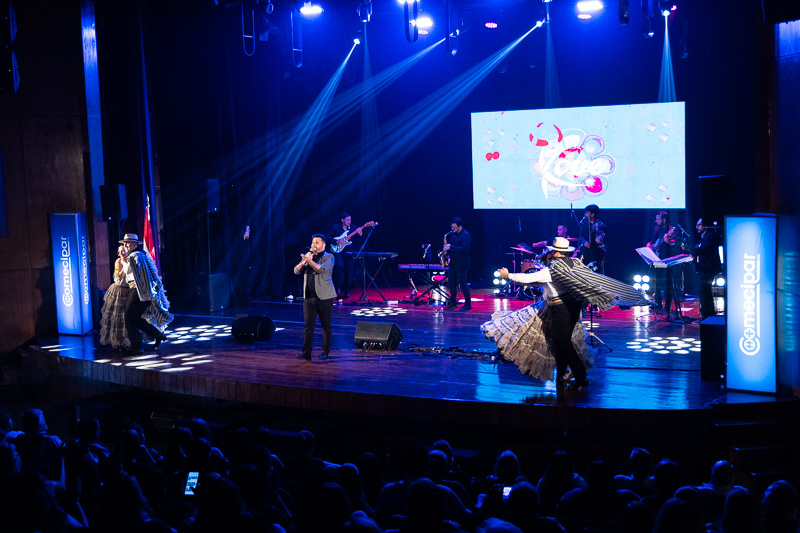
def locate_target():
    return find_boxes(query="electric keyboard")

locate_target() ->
[346,252,399,259]
[398,264,449,271]
[653,254,693,269]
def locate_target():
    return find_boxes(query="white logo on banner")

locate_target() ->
[61,237,74,307]
[739,253,760,356]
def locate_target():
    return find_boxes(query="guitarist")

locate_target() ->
[328,212,361,298]
[647,211,677,316]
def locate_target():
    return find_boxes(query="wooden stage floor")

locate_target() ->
[29,287,754,423]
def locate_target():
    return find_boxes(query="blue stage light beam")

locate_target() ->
[658,11,676,102]
[270,42,358,198]
[311,23,545,200]
[543,3,561,108]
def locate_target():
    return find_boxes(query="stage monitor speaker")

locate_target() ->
[207,179,220,213]
[232,314,276,342]
[763,0,800,24]
[354,321,403,350]
[700,316,726,382]
[100,184,128,221]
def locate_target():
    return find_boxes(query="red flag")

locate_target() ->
[143,196,158,268]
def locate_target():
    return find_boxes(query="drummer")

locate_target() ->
[533,225,577,250]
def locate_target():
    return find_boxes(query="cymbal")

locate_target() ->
[565,237,578,242]
[509,246,534,254]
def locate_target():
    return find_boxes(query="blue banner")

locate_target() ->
[725,215,777,393]
[50,213,93,335]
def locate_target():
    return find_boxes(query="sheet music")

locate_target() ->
[636,246,661,265]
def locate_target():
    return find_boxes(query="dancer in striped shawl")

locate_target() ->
[120,233,172,355]
[486,238,648,391]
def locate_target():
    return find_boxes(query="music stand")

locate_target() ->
[635,246,683,324]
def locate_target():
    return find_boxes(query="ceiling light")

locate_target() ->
[299,2,323,17]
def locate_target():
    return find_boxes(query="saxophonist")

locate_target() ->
[443,217,472,311]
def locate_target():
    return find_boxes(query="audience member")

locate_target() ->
[376,442,471,529]
[505,481,566,533]
[697,460,747,529]
[9,408,65,483]
[385,477,467,533]
[429,450,474,511]
[642,458,682,515]
[720,486,764,533]
[620,500,656,533]
[653,497,705,533]
[615,447,656,497]
[763,480,800,533]
[556,460,639,526]
[536,450,588,516]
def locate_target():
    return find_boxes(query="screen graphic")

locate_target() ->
[471,102,686,209]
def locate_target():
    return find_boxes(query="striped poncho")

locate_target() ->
[128,249,174,330]
[548,257,650,311]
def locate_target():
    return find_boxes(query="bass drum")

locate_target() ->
[521,263,545,301]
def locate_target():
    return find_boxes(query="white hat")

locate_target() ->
[119,233,142,244]
[547,236,575,253]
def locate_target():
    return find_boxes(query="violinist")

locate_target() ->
[577,204,606,272]
[647,211,677,317]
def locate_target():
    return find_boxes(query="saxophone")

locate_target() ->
[439,231,451,268]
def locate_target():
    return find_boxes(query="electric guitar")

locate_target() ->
[329,221,376,253]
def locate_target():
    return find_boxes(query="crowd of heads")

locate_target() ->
[1,407,798,533]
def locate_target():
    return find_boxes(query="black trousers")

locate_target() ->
[448,267,471,306]
[332,253,355,294]
[549,300,587,382]
[698,272,717,318]
[125,290,163,351]
[653,267,674,312]
[302,297,333,354]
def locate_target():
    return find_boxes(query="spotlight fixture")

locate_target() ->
[642,275,650,283]
[354,38,361,45]
[416,14,433,31]
[641,283,650,291]
[576,0,604,17]
[357,1,372,23]
[715,276,726,287]
[299,1,323,17]
[485,21,498,29]
[493,278,500,286]
[493,270,500,278]
[634,274,643,283]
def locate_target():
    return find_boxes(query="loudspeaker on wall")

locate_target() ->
[762,0,800,24]
[232,314,276,342]
[100,184,128,221]
[207,179,220,213]
[354,321,403,350]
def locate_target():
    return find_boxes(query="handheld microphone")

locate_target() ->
[580,216,586,225]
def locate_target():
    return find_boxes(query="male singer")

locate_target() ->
[294,233,337,361]
[443,217,472,311]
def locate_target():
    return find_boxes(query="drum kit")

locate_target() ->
[504,243,547,300]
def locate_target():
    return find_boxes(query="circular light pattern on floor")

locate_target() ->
[351,307,408,317]
[627,337,700,355]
